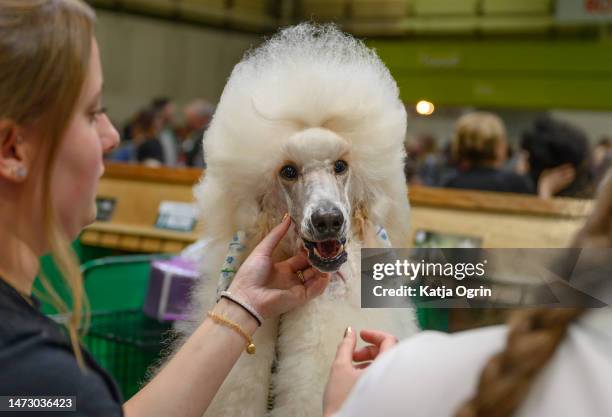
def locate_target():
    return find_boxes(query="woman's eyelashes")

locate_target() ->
[88,106,107,123]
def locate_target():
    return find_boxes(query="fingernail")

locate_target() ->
[344,326,352,338]
[282,213,289,222]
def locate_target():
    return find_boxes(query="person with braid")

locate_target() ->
[323,170,612,417]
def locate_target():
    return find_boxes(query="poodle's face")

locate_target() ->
[278,128,351,272]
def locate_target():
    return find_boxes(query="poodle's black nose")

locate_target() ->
[311,206,344,236]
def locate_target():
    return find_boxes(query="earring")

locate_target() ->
[14,166,27,179]
[16,135,24,144]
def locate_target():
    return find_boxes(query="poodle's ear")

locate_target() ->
[245,193,282,248]
[352,201,388,247]
[351,201,370,242]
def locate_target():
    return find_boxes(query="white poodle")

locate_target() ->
[178,23,417,417]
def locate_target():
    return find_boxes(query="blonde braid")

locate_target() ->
[456,307,584,417]
[458,171,611,417]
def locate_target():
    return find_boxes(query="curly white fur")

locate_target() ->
[177,23,417,417]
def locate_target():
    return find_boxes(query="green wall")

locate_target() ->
[368,39,612,110]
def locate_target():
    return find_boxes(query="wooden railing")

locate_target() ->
[81,163,203,252]
[83,162,592,252]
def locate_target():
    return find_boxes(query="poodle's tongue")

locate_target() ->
[315,240,340,259]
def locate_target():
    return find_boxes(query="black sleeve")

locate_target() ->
[0,339,123,417]
[137,139,165,163]
[439,173,456,188]
[505,172,536,194]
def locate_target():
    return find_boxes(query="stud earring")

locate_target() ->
[14,166,27,179]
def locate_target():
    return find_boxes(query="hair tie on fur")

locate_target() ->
[217,231,248,297]
[375,225,392,248]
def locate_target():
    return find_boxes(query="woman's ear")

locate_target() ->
[0,121,30,183]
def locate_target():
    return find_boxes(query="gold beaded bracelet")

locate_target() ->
[207,311,256,354]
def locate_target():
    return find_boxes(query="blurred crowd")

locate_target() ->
[109,100,611,200]
[108,97,214,168]
[405,112,612,199]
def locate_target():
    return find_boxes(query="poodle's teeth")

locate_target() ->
[313,244,344,260]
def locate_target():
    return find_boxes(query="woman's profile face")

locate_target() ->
[50,38,119,239]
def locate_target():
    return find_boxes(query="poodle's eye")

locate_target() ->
[280,164,298,180]
[334,160,348,174]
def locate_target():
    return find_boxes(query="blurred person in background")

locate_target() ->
[116,106,149,157]
[593,137,611,187]
[404,133,447,186]
[403,141,418,184]
[121,113,135,144]
[441,112,533,193]
[151,97,179,166]
[110,108,163,165]
[109,109,142,163]
[181,98,214,167]
[521,116,594,199]
[134,107,164,166]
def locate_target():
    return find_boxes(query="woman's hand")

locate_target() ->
[323,328,398,417]
[228,215,331,320]
[537,163,576,199]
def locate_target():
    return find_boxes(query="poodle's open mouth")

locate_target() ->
[302,237,348,273]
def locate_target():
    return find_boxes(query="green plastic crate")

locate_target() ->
[80,255,173,399]
[84,308,173,399]
[416,307,449,332]
[82,254,169,311]
[42,254,174,400]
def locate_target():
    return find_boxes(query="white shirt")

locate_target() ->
[335,309,612,417]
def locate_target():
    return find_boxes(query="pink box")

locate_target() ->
[143,257,199,322]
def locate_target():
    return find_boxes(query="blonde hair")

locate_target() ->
[452,112,506,167]
[456,308,584,417]
[457,172,612,417]
[0,0,96,367]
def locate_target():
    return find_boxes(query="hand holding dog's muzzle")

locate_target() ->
[228,214,331,321]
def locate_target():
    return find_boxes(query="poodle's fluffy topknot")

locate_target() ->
[198,22,409,245]
[216,22,404,131]
[235,23,400,119]
[244,23,382,70]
